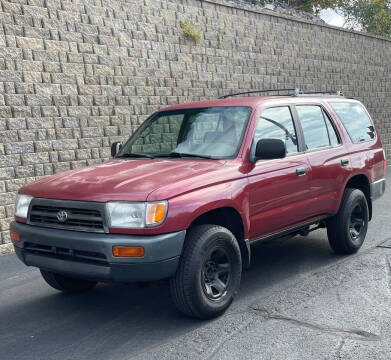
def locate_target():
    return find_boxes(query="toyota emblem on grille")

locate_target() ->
[57,210,68,223]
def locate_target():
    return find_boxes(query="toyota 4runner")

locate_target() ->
[10,89,386,319]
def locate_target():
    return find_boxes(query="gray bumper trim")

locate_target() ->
[370,178,386,201]
[11,222,186,282]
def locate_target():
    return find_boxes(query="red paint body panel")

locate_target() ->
[14,216,27,224]
[18,96,386,239]
[246,154,313,238]
[20,159,227,202]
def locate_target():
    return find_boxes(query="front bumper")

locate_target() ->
[10,222,186,283]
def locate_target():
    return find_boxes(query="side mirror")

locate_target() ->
[111,142,122,157]
[255,138,286,160]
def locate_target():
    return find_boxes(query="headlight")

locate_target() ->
[106,201,167,229]
[15,194,34,219]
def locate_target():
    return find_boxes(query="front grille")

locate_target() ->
[29,201,106,233]
[24,242,108,266]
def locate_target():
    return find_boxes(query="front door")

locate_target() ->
[247,105,313,240]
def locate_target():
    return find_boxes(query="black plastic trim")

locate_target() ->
[250,216,329,244]
[28,198,108,233]
[11,221,186,282]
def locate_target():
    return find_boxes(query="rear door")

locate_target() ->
[247,105,314,240]
[294,104,351,216]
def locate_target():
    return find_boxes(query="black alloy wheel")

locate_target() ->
[201,247,232,301]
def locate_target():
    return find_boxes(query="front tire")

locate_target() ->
[170,225,242,319]
[40,270,97,293]
[327,188,369,254]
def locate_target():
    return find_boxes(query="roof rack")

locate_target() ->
[296,90,345,97]
[218,88,344,99]
[218,88,301,99]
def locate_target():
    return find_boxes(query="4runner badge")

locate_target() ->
[57,210,68,223]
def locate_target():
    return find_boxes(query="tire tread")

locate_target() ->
[170,224,241,319]
[327,188,368,254]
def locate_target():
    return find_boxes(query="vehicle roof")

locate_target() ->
[159,96,359,112]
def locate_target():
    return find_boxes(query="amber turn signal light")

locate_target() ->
[112,246,145,258]
[146,203,166,225]
[10,230,20,242]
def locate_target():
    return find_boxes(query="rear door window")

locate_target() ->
[296,106,331,151]
[329,102,375,143]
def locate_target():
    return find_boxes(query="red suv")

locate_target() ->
[10,89,386,319]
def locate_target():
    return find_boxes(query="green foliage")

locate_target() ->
[290,0,317,12]
[242,0,340,13]
[241,0,391,38]
[249,0,267,5]
[342,0,391,37]
[286,0,343,13]
[180,20,201,44]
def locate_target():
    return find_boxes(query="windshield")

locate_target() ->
[118,106,252,159]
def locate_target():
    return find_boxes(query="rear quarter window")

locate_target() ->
[329,102,375,143]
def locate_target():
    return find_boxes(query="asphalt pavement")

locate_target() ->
[0,169,390,360]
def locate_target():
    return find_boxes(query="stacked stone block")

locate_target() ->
[0,0,390,243]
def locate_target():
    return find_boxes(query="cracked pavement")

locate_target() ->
[0,169,390,360]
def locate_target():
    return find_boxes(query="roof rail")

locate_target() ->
[218,88,344,99]
[296,90,345,97]
[218,88,301,99]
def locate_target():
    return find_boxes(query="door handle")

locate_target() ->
[341,158,349,167]
[296,167,307,177]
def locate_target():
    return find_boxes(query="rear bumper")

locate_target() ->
[370,178,386,201]
[10,222,186,283]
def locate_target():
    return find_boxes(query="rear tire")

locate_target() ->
[327,188,369,254]
[40,270,97,293]
[170,225,242,319]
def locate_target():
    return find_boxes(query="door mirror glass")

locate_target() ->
[111,142,122,157]
[255,138,286,160]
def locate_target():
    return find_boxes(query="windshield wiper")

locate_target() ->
[116,153,155,159]
[155,152,214,160]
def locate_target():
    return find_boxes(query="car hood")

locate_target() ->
[20,159,227,202]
